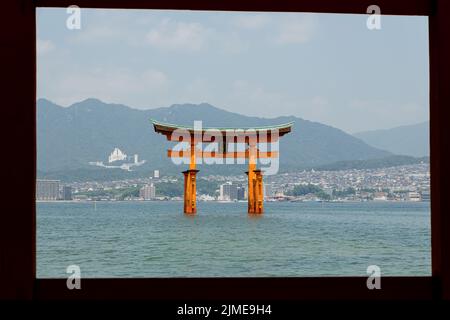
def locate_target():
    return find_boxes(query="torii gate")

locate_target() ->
[151,119,293,214]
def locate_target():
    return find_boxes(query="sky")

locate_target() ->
[37,8,429,133]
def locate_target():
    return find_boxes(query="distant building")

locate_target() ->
[62,186,73,200]
[421,190,430,202]
[373,192,388,201]
[90,147,146,171]
[219,182,238,201]
[237,185,246,200]
[407,192,421,202]
[108,147,127,163]
[154,170,160,179]
[198,194,215,201]
[36,180,60,201]
[140,184,156,200]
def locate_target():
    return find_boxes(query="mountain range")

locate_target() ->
[37,98,425,180]
[354,121,429,157]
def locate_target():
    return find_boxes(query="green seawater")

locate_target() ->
[37,201,430,277]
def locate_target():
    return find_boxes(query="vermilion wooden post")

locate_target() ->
[182,140,198,214]
[183,169,199,214]
[254,169,264,214]
[247,141,257,213]
[246,167,256,213]
[246,169,264,214]
[182,170,189,213]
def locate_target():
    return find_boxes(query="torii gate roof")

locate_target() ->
[151,119,294,138]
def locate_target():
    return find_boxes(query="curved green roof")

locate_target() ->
[150,118,294,132]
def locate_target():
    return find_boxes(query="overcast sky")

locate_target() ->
[37,9,429,133]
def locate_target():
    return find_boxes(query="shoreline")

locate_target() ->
[36,199,430,204]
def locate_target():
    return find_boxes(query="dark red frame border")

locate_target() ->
[1,0,448,301]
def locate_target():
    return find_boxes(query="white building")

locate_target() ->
[407,192,421,202]
[373,192,388,201]
[108,148,127,163]
[36,179,60,201]
[90,147,146,171]
[140,184,156,200]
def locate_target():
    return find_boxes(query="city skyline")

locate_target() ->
[37,161,430,203]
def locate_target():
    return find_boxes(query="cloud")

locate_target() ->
[177,78,215,103]
[43,68,170,108]
[37,39,55,55]
[66,15,212,51]
[224,80,299,117]
[218,32,250,54]
[66,9,156,44]
[311,96,329,106]
[233,14,271,30]
[276,15,316,44]
[70,26,123,44]
[145,18,211,51]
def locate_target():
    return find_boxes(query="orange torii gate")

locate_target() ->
[151,120,293,214]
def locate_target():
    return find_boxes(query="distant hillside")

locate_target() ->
[354,121,429,157]
[37,98,391,180]
[38,155,429,182]
[314,155,429,172]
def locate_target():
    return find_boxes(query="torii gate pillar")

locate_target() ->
[182,141,198,214]
[246,168,264,214]
[182,169,199,214]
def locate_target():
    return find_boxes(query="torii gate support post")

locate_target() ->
[183,140,198,214]
[246,169,264,214]
[247,141,264,214]
[183,169,199,214]
[254,169,264,213]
